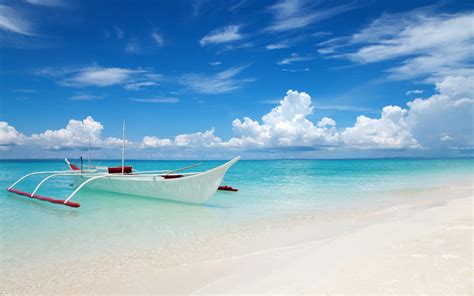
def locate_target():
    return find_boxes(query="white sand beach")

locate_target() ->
[2,185,473,295]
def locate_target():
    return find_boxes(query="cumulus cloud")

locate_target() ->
[4,76,473,155]
[342,75,474,149]
[142,136,173,148]
[341,106,420,149]
[0,122,26,146]
[200,25,243,46]
[30,116,104,150]
[405,75,474,149]
[224,90,339,148]
[175,129,222,147]
[142,129,221,148]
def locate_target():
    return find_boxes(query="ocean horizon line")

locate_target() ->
[1,156,473,162]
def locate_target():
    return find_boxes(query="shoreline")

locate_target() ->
[2,183,473,294]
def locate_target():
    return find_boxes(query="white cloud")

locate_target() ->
[267,0,358,32]
[125,39,141,54]
[124,81,158,90]
[320,9,474,81]
[175,128,222,147]
[406,89,424,96]
[282,67,310,73]
[224,90,339,148]
[180,66,253,94]
[24,0,67,7]
[405,75,474,149]
[4,76,473,154]
[130,97,179,103]
[142,129,221,148]
[142,136,173,148]
[0,5,34,35]
[277,53,312,65]
[60,66,147,87]
[30,116,104,150]
[440,134,452,142]
[311,31,332,37]
[341,106,420,149]
[113,26,124,40]
[266,42,290,50]
[70,94,104,101]
[229,77,473,150]
[218,42,253,53]
[0,122,26,146]
[209,61,221,66]
[342,75,474,149]
[200,25,243,46]
[39,65,162,89]
[151,31,164,45]
[103,137,132,147]
[317,117,336,128]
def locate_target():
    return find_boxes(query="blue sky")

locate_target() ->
[0,0,473,159]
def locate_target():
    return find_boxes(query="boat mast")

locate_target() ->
[121,121,125,175]
[88,137,91,168]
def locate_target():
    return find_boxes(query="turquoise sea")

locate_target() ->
[1,158,473,272]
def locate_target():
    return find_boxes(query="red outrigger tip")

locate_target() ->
[7,188,81,208]
[218,185,238,192]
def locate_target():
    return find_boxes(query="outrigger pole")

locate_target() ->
[6,171,81,208]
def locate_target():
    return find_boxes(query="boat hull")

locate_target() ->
[72,157,239,204]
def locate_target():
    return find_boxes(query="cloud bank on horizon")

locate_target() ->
[1,0,473,158]
[2,74,473,156]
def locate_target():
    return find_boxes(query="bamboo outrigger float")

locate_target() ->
[6,122,240,208]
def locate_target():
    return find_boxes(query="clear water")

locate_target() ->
[1,158,473,271]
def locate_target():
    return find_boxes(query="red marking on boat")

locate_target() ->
[162,174,183,179]
[218,185,238,192]
[7,188,81,208]
[69,163,80,171]
[108,166,133,174]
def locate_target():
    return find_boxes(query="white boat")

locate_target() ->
[6,122,240,208]
[6,157,240,208]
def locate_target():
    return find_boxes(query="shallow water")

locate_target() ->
[0,158,473,270]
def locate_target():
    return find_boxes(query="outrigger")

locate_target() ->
[6,122,239,208]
